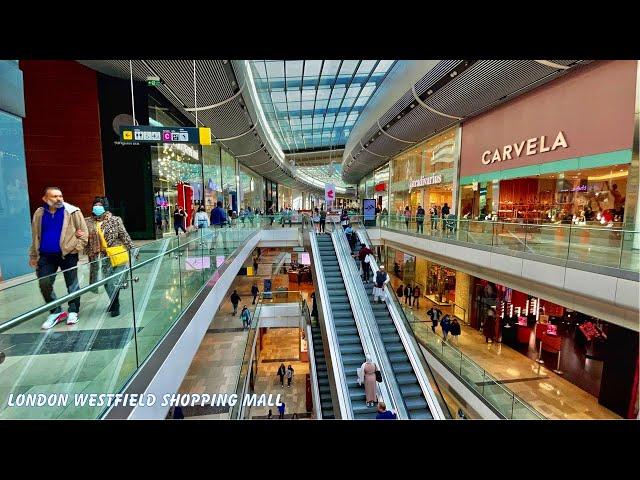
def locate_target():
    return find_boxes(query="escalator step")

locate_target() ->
[384,344,406,353]
[392,363,413,374]
[409,410,433,420]
[399,384,423,397]
[389,352,410,362]
[339,344,364,355]
[337,334,361,345]
[405,397,428,410]
[396,373,418,385]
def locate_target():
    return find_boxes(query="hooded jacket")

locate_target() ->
[29,202,88,262]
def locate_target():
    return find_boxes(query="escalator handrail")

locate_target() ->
[302,300,324,419]
[355,226,448,420]
[308,221,353,419]
[331,219,408,419]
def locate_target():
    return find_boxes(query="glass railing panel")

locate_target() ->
[620,231,639,272]
[512,396,544,419]
[459,355,486,395]
[483,379,515,418]
[0,266,138,419]
[465,220,494,246]
[568,226,624,268]
[524,223,569,260]
[492,222,527,253]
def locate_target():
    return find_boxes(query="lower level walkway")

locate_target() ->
[387,273,621,419]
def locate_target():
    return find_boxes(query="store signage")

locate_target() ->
[119,125,212,145]
[409,174,443,188]
[560,184,588,193]
[325,183,335,206]
[375,182,386,192]
[363,199,376,224]
[481,131,568,165]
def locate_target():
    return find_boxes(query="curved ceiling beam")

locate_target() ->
[359,141,389,159]
[376,119,415,144]
[235,146,265,158]
[244,157,274,168]
[534,60,570,70]
[411,84,463,120]
[216,122,258,142]
[184,83,246,112]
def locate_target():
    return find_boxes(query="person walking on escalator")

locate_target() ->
[372,265,390,304]
[357,355,378,408]
[358,244,373,283]
[375,402,397,420]
[311,291,318,322]
[230,289,241,316]
[277,363,286,388]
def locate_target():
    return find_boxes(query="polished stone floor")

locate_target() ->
[388,274,621,419]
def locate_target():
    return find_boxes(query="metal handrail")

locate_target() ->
[331,218,407,419]
[301,299,323,419]
[308,219,353,419]
[355,225,447,420]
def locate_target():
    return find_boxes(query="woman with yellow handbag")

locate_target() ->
[83,200,135,317]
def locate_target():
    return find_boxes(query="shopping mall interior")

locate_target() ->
[0,59,638,422]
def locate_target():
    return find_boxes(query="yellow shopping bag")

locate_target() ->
[106,245,129,267]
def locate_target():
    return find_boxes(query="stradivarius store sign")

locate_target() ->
[409,173,443,189]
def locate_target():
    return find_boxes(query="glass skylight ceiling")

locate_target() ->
[249,60,396,153]
[297,164,352,189]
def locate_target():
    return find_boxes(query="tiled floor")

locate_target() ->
[387,274,621,419]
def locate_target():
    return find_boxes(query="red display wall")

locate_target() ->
[21,60,105,215]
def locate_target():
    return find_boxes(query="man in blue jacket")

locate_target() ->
[209,201,228,252]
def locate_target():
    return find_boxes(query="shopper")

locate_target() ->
[195,205,209,229]
[358,244,373,283]
[357,355,378,407]
[311,291,318,321]
[427,306,442,333]
[277,363,286,388]
[441,314,451,341]
[253,256,259,275]
[278,400,286,419]
[412,284,421,309]
[240,305,251,329]
[441,203,450,227]
[416,205,425,234]
[286,365,294,388]
[173,205,187,236]
[430,204,439,230]
[404,206,411,230]
[396,283,404,300]
[450,317,461,344]
[268,205,275,226]
[210,200,227,227]
[230,289,241,316]
[375,402,397,420]
[319,207,327,234]
[344,223,354,250]
[380,207,388,227]
[404,284,412,306]
[483,309,496,343]
[29,187,88,329]
[372,265,390,304]
[340,209,349,230]
[251,283,259,304]
[84,199,136,317]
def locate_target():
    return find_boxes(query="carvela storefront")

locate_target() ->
[458,60,638,230]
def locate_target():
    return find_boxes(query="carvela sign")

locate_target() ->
[119,125,211,145]
[481,131,568,165]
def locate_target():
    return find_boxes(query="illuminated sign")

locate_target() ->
[481,131,568,165]
[119,125,211,145]
[409,174,442,188]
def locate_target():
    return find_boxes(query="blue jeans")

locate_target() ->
[37,253,80,314]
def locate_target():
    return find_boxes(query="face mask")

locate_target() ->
[93,206,106,216]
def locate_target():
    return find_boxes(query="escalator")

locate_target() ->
[309,323,334,419]
[315,234,377,419]
[352,233,434,419]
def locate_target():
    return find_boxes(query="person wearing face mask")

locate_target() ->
[29,187,88,329]
[84,199,136,317]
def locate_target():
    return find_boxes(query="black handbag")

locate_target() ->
[375,370,383,383]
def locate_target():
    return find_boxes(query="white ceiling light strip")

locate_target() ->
[376,119,414,144]
[184,83,246,112]
[534,60,570,70]
[411,84,463,120]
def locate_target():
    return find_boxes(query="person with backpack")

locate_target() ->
[372,265,390,304]
[441,314,451,341]
[412,284,421,309]
[230,289,241,316]
[195,205,209,230]
[404,284,412,306]
[240,305,251,329]
[251,283,259,304]
[286,365,294,388]
[358,244,373,283]
[277,363,286,388]
[450,317,462,344]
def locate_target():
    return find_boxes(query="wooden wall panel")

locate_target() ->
[21,60,104,216]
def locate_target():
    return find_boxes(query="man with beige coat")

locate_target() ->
[28,187,88,329]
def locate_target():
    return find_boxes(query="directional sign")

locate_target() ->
[119,125,211,145]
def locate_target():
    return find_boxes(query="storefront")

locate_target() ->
[459,60,638,229]
[389,127,459,216]
[239,164,265,212]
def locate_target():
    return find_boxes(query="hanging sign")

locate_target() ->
[119,125,211,145]
[325,183,336,206]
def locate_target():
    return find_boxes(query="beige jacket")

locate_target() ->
[29,202,88,261]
